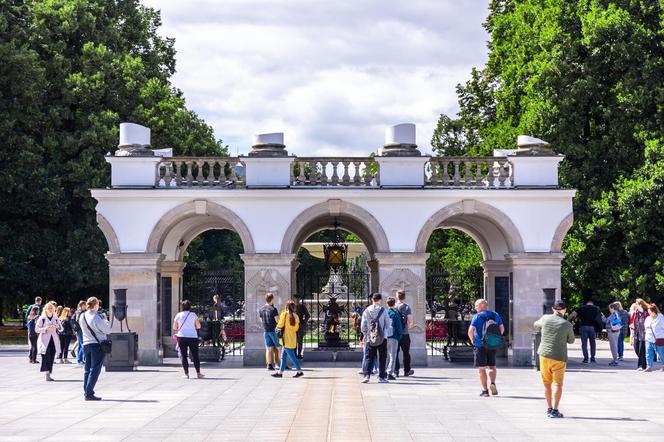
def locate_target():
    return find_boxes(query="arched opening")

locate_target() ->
[417,201,522,361]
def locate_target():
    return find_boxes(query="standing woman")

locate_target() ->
[57,307,74,363]
[271,300,303,378]
[604,303,622,366]
[644,304,664,372]
[35,302,63,381]
[631,298,649,371]
[27,306,40,363]
[173,300,204,379]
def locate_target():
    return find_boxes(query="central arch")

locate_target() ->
[281,199,390,257]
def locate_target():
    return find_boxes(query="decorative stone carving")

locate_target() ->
[244,267,290,332]
[379,268,426,333]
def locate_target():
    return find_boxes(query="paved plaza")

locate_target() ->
[1,341,663,442]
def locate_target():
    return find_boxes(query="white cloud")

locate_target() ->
[141,0,490,155]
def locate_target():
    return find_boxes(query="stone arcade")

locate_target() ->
[92,123,575,366]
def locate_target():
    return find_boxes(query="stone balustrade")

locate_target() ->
[290,157,379,187]
[156,157,245,187]
[425,157,513,188]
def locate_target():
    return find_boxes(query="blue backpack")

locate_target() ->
[481,311,504,349]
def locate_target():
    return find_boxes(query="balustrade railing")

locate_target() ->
[425,157,513,188]
[290,157,379,187]
[156,157,244,187]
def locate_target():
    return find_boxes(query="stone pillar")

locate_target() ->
[160,261,186,357]
[241,253,296,366]
[374,252,429,367]
[367,259,379,295]
[106,253,164,365]
[480,260,511,309]
[290,259,300,296]
[507,252,564,366]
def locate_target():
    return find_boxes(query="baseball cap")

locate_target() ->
[553,300,566,310]
[371,293,382,301]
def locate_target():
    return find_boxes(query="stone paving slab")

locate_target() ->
[1,341,663,441]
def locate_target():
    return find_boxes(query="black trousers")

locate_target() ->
[296,329,306,357]
[364,340,387,379]
[395,334,411,374]
[58,335,72,359]
[178,337,200,374]
[40,338,56,373]
[28,335,38,362]
[634,338,647,369]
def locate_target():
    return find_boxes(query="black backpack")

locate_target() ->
[481,311,504,349]
[71,313,82,333]
[368,308,386,347]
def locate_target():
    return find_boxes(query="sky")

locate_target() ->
[140,0,491,156]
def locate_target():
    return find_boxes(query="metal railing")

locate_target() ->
[290,157,379,187]
[156,157,244,187]
[425,157,513,188]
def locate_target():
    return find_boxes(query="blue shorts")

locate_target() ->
[264,332,281,348]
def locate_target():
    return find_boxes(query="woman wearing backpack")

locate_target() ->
[604,303,622,366]
[271,300,303,378]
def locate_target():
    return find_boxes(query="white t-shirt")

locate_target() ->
[174,311,199,338]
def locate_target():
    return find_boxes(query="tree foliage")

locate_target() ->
[431,0,664,307]
[0,0,226,311]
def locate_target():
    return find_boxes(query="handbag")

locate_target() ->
[275,311,285,339]
[82,314,112,354]
[651,323,664,347]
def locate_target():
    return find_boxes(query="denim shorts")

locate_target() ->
[263,331,281,348]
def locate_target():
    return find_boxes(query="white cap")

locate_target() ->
[517,135,549,148]
[253,132,284,145]
[119,123,150,147]
[385,123,416,145]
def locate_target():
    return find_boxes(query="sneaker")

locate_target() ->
[637,367,644,372]
[546,408,553,418]
[361,376,370,383]
[294,371,304,378]
[489,383,498,396]
[85,395,102,401]
[618,356,624,361]
[644,367,653,372]
[548,409,564,418]
[378,377,389,384]
[70,350,76,358]
[590,358,596,363]
[388,374,396,381]
[479,390,490,397]
[404,370,415,377]
[182,374,189,379]
[608,361,618,367]
[196,373,205,379]
[582,359,588,363]
[267,364,275,371]
[45,375,54,382]
[271,372,283,378]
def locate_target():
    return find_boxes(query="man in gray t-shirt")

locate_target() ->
[395,290,414,377]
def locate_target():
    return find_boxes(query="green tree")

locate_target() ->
[431,0,664,306]
[0,0,227,314]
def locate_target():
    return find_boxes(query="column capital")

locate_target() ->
[506,252,565,266]
[160,260,186,274]
[105,253,164,269]
[481,260,511,273]
[240,253,297,267]
[374,252,430,266]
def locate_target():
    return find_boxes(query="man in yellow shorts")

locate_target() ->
[534,300,575,418]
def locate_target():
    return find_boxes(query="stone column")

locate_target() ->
[367,259,379,295]
[507,252,564,366]
[106,253,164,365]
[241,253,296,366]
[160,261,186,357]
[374,252,429,367]
[480,260,511,309]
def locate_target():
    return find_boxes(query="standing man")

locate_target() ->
[386,296,404,380]
[293,294,310,360]
[24,296,43,324]
[468,298,505,397]
[395,290,414,377]
[568,299,600,363]
[534,300,575,418]
[80,297,112,401]
[259,293,281,371]
[615,301,630,361]
[360,293,391,383]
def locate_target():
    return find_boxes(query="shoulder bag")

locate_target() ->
[276,311,286,339]
[82,314,112,354]
[650,323,664,347]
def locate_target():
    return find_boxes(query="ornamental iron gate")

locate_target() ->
[425,271,477,360]
[183,268,245,356]
[295,270,371,350]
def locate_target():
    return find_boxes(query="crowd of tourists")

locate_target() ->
[24,295,112,400]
